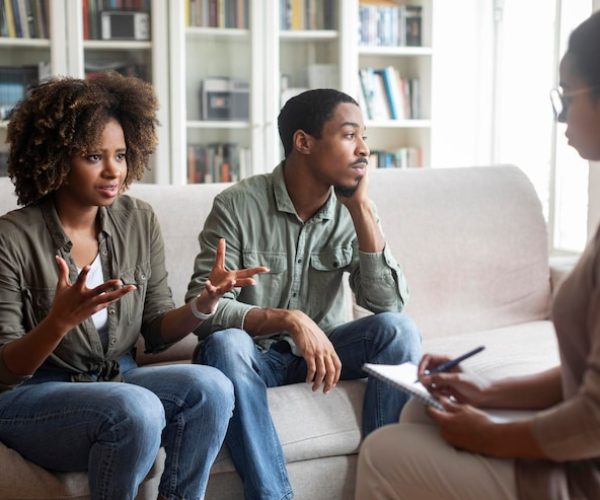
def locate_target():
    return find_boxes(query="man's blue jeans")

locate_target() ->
[196,312,421,500]
[0,355,234,500]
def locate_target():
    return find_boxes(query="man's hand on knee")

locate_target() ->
[287,310,342,393]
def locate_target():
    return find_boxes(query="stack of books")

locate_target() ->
[0,0,49,39]
[0,63,48,120]
[358,66,420,121]
[358,2,422,47]
[369,148,423,169]
[187,0,249,29]
[280,0,335,30]
[187,142,251,184]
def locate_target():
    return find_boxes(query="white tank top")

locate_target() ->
[77,254,109,347]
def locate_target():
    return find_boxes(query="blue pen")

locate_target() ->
[416,345,485,382]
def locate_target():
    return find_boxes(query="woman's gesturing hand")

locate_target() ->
[48,255,136,334]
[194,238,269,315]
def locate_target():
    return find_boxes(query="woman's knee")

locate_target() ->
[105,384,165,438]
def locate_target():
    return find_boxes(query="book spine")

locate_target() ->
[4,0,16,37]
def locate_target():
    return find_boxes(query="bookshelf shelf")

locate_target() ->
[186,27,250,39]
[359,46,433,57]
[83,40,153,50]
[187,120,251,129]
[367,119,432,129]
[0,38,50,48]
[279,30,338,41]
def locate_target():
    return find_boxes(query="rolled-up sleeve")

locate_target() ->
[348,204,409,313]
[0,227,32,391]
[139,210,176,353]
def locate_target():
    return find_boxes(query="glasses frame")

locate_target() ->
[550,86,600,123]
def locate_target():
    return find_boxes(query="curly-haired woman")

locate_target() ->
[0,73,267,500]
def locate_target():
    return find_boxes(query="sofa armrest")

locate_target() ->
[549,255,579,296]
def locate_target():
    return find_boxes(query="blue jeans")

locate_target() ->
[0,354,234,500]
[196,312,421,500]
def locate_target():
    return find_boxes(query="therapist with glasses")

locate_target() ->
[355,10,600,500]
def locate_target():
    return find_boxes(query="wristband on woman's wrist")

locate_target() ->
[190,297,216,320]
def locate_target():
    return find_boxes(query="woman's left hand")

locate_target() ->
[194,238,269,314]
[426,397,497,455]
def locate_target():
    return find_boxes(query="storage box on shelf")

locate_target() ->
[171,0,256,185]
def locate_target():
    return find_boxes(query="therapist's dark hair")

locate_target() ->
[566,10,600,97]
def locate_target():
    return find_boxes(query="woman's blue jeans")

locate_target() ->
[196,312,421,500]
[0,355,234,500]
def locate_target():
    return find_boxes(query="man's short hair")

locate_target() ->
[277,88,358,158]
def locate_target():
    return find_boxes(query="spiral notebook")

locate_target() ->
[363,362,535,422]
[363,362,444,410]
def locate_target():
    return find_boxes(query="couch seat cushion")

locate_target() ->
[423,319,560,379]
[211,379,366,474]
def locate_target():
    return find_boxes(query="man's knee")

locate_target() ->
[168,364,235,412]
[196,328,257,372]
[369,312,421,361]
[372,312,419,341]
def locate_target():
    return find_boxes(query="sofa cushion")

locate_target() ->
[368,166,552,339]
[0,443,88,499]
[423,319,560,379]
[211,379,365,474]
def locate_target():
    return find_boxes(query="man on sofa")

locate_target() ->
[186,88,421,499]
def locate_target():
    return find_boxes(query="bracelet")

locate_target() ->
[190,297,216,320]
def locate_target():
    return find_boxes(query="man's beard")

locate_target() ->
[334,176,362,198]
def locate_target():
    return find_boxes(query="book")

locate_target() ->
[363,362,536,423]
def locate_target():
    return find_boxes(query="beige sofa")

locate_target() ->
[0,165,566,499]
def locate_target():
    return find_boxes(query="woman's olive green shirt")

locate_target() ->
[0,195,175,392]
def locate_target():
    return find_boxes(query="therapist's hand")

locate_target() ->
[426,396,496,454]
[418,353,492,406]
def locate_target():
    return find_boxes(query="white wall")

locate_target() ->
[430,0,494,168]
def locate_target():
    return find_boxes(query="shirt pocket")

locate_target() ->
[242,251,288,303]
[119,264,150,326]
[308,246,353,292]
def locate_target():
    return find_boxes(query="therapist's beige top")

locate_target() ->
[517,226,600,499]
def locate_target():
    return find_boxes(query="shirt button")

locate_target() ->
[109,309,115,315]
[292,292,297,297]
[297,258,302,264]
[110,338,116,345]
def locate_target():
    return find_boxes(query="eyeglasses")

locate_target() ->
[550,86,600,123]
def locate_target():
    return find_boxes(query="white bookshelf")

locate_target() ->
[0,0,435,182]
[0,0,169,182]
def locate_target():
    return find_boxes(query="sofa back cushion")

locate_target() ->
[367,165,551,338]
[127,182,231,304]
[0,164,551,344]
